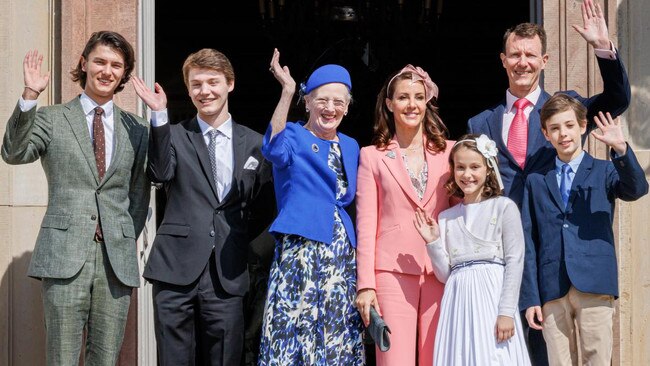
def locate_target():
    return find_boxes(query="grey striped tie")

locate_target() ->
[208,129,220,190]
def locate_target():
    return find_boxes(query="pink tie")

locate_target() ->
[508,98,531,168]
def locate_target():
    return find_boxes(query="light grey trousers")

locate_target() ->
[41,240,132,366]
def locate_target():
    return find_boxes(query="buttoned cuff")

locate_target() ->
[150,109,169,127]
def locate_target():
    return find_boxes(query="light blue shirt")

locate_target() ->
[555,151,585,188]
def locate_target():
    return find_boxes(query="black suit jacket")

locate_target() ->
[144,118,273,296]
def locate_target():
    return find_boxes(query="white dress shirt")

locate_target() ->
[197,115,234,201]
[151,109,234,201]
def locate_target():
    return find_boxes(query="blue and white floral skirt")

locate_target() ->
[258,225,365,366]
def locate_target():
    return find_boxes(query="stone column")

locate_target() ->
[1,1,54,364]
[615,0,650,364]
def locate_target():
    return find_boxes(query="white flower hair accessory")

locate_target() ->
[475,134,498,159]
[454,134,504,190]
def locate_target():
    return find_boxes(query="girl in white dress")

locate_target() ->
[414,134,531,365]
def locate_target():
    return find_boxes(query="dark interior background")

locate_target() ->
[156,0,530,145]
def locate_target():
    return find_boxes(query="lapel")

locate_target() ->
[186,118,220,201]
[219,121,247,206]
[567,152,593,209]
[544,168,565,211]
[63,97,101,184]
[381,139,422,207]
[524,91,551,172]
[100,105,128,186]
[489,102,521,169]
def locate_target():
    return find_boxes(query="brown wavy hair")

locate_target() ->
[444,134,503,199]
[372,71,448,152]
[70,31,135,94]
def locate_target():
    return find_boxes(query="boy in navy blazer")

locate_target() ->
[520,93,648,365]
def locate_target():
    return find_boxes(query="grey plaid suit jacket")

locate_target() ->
[2,97,150,288]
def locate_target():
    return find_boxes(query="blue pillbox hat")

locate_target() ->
[304,64,352,94]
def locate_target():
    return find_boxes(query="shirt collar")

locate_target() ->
[79,93,114,119]
[197,114,233,140]
[505,86,541,113]
[555,150,585,174]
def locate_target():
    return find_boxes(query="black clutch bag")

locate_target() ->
[366,307,391,352]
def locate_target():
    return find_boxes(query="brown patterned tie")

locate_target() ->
[93,107,105,241]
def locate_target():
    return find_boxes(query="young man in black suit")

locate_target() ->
[133,48,274,366]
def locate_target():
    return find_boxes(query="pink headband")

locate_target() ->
[387,64,439,102]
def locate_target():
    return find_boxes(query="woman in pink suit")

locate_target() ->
[355,65,453,366]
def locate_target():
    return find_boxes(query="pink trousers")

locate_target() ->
[374,270,444,366]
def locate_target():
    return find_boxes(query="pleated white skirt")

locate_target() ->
[433,263,531,366]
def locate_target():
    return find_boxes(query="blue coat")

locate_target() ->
[468,54,631,207]
[262,121,360,246]
[519,148,648,310]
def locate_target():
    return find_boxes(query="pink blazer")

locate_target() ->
[356,139,454,290]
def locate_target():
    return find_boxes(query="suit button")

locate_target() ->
[91,215,97,220]
[96,189,101,195]
[563,224,569,228]
[210,230,215,237]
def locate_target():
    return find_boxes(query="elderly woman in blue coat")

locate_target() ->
[258,49,364,365]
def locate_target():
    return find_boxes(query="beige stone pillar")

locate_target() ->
[614,0,650,364]
[542,0,650,364]
[1,1,54,364]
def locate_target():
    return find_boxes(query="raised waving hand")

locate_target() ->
[591,111,627,155]
[269,48,296,139]
[132,76,167,111]
[23,50,51,100]
[572,0,611,50]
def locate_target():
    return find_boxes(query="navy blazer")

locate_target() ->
[262,121,359,246]
[468,54,631,207]
[519,148,648,310]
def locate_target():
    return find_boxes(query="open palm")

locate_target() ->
[23,50,50,93]
[591,111,627,155]
[572,0,610,50]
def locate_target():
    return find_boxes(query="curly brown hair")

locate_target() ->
[444,134,503,199]
[372,71,448,152]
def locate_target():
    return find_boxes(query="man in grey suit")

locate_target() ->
[2,31,150,365]
[132,48,274,366]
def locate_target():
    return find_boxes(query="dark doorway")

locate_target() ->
[154,1,530,365]
[156,1,529,144]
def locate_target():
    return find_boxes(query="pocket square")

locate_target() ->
[243,156,259,170]
[366,307,391,352]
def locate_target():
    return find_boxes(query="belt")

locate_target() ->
[451,259,504,272]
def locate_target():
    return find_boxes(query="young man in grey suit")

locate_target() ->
[2,31,150,365]
[133,48,274,365]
